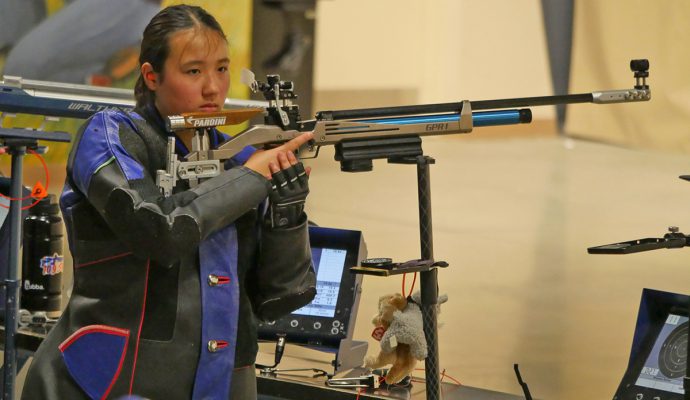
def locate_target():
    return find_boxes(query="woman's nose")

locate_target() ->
[202,75,220,97]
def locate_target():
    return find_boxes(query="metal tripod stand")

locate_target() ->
[0,127,69,400]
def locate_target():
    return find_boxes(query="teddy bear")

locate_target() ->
[364,291,448,384]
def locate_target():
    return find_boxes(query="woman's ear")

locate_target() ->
[141,62,158,91]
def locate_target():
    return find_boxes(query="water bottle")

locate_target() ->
[21,194,64,315]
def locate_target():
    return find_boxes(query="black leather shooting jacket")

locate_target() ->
[21,105,316,400]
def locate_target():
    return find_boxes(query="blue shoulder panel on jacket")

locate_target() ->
[72,111,145,194]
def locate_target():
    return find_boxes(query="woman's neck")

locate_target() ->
[147,103,195,152]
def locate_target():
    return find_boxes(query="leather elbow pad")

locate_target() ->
[104,187,201,265]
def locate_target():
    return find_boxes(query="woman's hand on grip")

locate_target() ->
[244,132,313,179]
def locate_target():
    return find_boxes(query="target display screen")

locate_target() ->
[291,247,346,318]
[257,226,364,349]
[635,313,688,394]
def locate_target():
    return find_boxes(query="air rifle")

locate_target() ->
[158,59,650,195]
[0,60,652,196]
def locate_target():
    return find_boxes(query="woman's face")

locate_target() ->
[151,28,230,117]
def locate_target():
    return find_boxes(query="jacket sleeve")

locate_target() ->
[69,111,271,266]
[249,212,317,322]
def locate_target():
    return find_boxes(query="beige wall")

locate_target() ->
[566,0,690,152]
[313,0,555,120]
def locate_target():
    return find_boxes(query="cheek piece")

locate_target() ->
[266,162,309,229]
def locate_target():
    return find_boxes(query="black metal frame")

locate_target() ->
[344,137,447,400]
[589,228,690,399]
[0,128,70,400]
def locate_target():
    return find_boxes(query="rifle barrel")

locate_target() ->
[317,93,594,121]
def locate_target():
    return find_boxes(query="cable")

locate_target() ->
[407,272,417,297]
[255,333,286,370]
[414,367,462,385]
[514,364,533,400]
[401,272,418,297]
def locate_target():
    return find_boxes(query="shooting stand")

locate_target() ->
[342,135,448,400]
[0,125,70,400]
[589,199,690,400]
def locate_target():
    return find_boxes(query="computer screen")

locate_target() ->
[635,313,688,394]
[257,226,365,348]
[292,247,347,318]
[614,289,690,400]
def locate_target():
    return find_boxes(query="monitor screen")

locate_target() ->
[257,226,365,348]
[292,247,347,318]
[635,313,688,394]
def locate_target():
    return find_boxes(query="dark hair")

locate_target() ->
[134,4,227,107]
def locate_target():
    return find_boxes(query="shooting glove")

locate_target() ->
[266,162,309,229]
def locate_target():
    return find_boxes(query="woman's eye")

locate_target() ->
[187,69,201,75]
[218,66,228,73]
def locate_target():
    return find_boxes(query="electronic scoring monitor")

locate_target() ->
[258,226,366,349]
[614,288,689,400]
[634,312,687,394]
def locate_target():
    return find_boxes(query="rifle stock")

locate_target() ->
[197,108,531,162]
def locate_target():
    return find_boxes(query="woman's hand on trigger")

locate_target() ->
[244,132,314,179]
